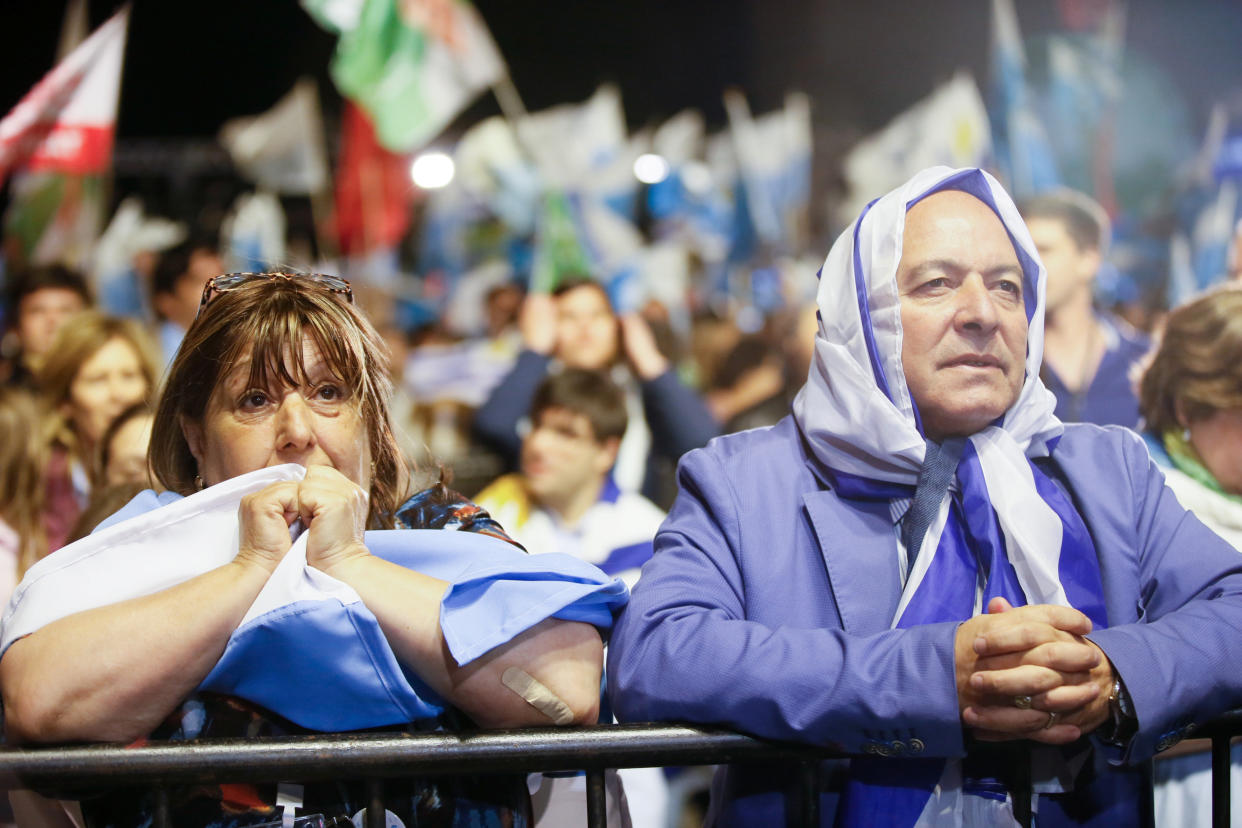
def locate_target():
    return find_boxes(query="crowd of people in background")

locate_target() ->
[1,178,1242,827]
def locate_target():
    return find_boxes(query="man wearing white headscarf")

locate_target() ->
[607,167,1242,826]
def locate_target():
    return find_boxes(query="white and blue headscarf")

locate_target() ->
[792,167,1109,826]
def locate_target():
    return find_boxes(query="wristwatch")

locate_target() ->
[1102,673,1138,746]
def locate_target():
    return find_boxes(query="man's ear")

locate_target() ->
[1078,246,1102,286]
[181,414,206,469]
[597,436,621,473]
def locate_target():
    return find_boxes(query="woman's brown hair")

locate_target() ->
[0,387,49,576]
[1139,286,1242,435]
[149,276,407,528]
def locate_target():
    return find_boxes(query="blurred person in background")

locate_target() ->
[475,369,664,590]
[1137,284,1242,825]
[704,333,786,431]
[0,387,48,605]
[1,265,91,390]
[475,368,668,827]
[485,280,525,345]
[1138,286,1242,538]
[149,237,223,366]
[704,301,819,433]
[64,399,160,544]
[95,399,156,489]
[1019,189,1149,427]
[36,310,159,551]
[688,310,742,392]
[473,277,718,507]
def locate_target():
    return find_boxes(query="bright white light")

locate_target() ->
[681,161,713,195]
[633,153,670,185]
[411,152,455,189]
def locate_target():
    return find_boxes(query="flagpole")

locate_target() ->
[305,79,338,264]
[489,73,566,295]
[309,187,338,263]
[97,5,131,274]
[490,75,529,122]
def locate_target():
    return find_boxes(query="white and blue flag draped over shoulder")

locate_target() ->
[0,465,627,732]
[791,167,1109,826]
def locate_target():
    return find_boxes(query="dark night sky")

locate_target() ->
[5,2,1242,141]
[4,0,1242,218]
[1,0,755,138]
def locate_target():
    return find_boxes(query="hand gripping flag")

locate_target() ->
[1,465,627,731]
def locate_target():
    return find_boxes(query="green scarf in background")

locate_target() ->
[1164,429,1242,505]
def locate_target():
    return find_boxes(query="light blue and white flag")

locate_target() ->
[2,464,626,731]
[989,0,1060,198]
[840,71,992,226]
[221,191,288,272]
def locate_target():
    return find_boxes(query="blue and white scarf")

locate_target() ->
[792,167,1108,826]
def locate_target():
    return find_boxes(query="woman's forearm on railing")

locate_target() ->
[320,553,604,728]
[0,559,274,745]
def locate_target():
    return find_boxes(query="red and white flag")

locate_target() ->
[0,6,129,182]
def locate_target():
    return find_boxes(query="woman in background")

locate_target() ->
[1138,284,1242,825]
[1139,286,1242,545]
[35,311,159,551]
[95,399,155,489]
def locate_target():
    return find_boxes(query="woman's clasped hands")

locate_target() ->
[234,465,371,577]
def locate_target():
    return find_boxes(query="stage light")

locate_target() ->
[411,152,455,189]
[633,153,670,185]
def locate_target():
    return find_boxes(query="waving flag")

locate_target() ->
[310,0,506,153]
[724,90,813,254]
[221,192,289,272]
[219,78,331,196]
[840,72,991,225]
[517,87,646,297]
[989,0,1059,198]
[331,102,412,256]
[1,5,128,268]
[0,6,129,182]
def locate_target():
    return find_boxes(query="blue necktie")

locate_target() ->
[902,437,964,577]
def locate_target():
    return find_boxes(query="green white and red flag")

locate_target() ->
[305,0,506,153]
[0,6,129,183]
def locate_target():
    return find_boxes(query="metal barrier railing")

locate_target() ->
[0,715,1238,827]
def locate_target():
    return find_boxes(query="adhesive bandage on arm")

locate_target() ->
[501,666,577,725]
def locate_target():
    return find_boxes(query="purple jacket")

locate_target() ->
[608,417,1242,826]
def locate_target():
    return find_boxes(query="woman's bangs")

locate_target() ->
[237,310,307,393]
[235,296,369,399]
[304,307,371,398]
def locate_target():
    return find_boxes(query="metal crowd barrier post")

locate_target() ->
[1195,709,1242,828]
[0,725,832,828]
[0,717,1237,827]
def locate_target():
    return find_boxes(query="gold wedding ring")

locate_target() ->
[1043,711,1058,730]
[1013,695,1033,709]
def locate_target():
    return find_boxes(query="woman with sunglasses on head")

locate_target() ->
[0,272,613,827]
